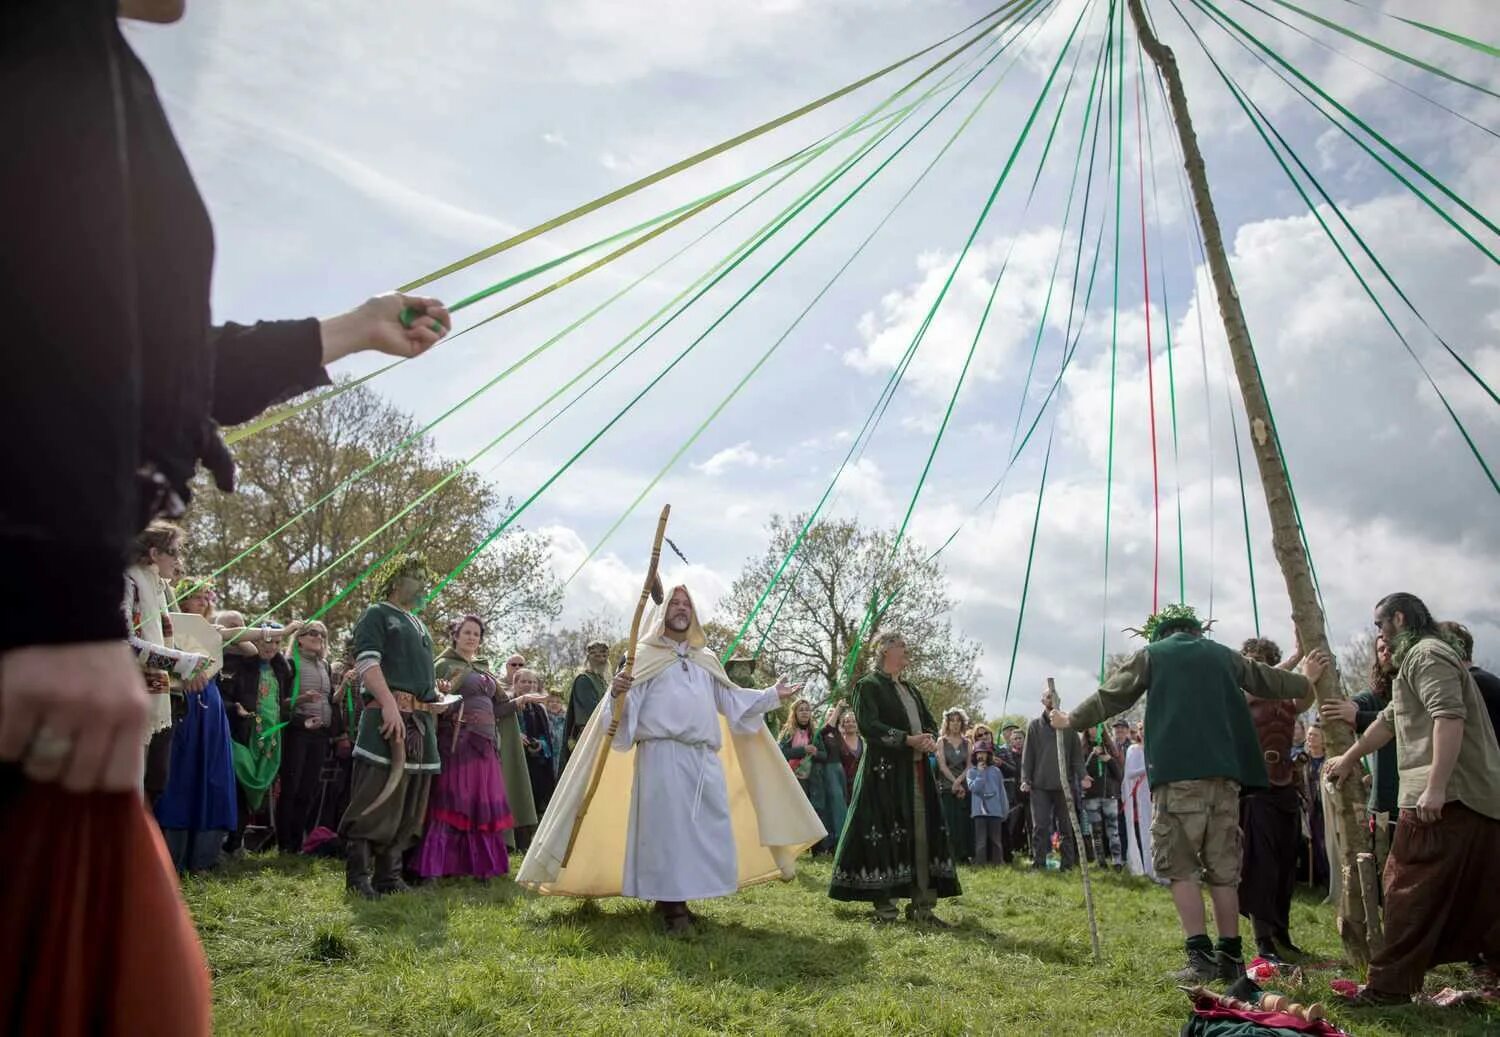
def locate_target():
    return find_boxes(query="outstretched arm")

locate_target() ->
[1053,651,1151,732]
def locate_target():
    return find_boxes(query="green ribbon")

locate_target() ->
[1235,0,1498,141]
[1180,16,1500,494]
[1255,0,1500,101]
[1192,0,1500,258]
[422,8,1053,610]
[563,3,1055,582]
[835,0,1096,688]
[223,4,1027,448]
[720,2,1076,666]
[396,4,1023,293]
[1002,425,1057,712]
[1135,36,1186,605]
[217,31,1013,642]
[1098,0,1126,680]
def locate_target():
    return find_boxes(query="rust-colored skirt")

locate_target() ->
[0,767,211,1036]
[1368,800,1500,995]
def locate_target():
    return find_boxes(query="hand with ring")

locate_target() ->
[0,642,150,790]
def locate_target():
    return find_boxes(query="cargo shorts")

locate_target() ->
[1150,777,1242,885]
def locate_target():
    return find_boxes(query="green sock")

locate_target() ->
[1186,934,1213,955]
[1216,935,1243,959]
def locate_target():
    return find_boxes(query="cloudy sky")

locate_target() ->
[126,0,1500,713]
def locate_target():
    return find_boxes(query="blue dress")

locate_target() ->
[154,677,238,871]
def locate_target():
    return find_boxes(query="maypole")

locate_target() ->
[1124,0,1371,966]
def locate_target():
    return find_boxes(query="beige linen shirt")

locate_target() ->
[1380,637,1500,819]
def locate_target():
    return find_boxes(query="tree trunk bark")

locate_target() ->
[1125,0,1370,967]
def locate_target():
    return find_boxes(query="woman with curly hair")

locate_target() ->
[411,616,515,880]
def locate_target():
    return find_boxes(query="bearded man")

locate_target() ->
[1326,593,1500,1005]
[517,586,824,934]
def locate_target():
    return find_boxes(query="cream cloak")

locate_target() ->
[516,586,825,897]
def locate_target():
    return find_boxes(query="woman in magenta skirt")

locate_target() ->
[413,616,514,879]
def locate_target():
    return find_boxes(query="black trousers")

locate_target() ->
[278,725,331,852]
[1239,784,1301,939]
[1030,788,1078,869]
[1002,799,1028,863]
[144,727,174,807]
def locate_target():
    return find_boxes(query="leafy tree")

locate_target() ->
[185,382,562,644]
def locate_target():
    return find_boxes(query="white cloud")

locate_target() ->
[694,441,782,477]
[844,230,1070,399]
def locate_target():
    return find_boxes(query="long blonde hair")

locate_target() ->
[779,697,815,740]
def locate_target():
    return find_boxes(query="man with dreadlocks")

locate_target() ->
[1049,604,1329,984]
[1326,593,1500,1006]
[338,555,453,898]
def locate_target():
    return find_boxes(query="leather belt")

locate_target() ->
[392,690,447,715]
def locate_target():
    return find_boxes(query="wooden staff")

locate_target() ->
[560,504,670,866]
[1051,677,1102,962]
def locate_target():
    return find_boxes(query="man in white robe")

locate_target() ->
[516,585,825,934]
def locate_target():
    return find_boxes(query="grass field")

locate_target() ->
[185,853,1496,1035]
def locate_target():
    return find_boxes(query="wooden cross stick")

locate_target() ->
[1050,676,1102,962]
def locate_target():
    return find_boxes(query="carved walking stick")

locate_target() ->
[1051,677,1102,962]
[560,504,669,866]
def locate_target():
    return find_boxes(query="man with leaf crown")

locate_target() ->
[516,585,825,934]
[1049,603,1331,986]
[338,554,453,898]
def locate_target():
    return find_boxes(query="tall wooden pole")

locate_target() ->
[1125,0,1370,966]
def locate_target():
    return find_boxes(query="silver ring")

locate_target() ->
[28,726,73,763]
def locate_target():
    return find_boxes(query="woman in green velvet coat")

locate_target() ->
[779,700,848,855]
[829,632,960,924]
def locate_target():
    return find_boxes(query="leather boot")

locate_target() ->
[345,840,377,899]
[373,846,411,895]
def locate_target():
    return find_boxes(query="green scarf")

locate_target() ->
[231,664,283,810]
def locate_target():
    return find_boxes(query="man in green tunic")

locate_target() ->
[1048,605,1328,983]
[830,631,960,925]
[560,639,609,773]
[339,555,451,898]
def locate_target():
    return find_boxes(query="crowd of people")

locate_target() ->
[122,535,619,893]
[119,530,1500,1002]
[5,9,1499,1033]
[29,504,1500,1017]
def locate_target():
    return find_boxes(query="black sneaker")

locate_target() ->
[1216,948,1247,983]
[1271,931,1309,964]
[1171,948,1218,984]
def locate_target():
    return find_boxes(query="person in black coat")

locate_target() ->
[0,4,453,1030]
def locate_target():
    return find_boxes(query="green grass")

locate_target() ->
[185,854,1496,1035]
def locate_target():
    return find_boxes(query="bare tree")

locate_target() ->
[722,514,983,715]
